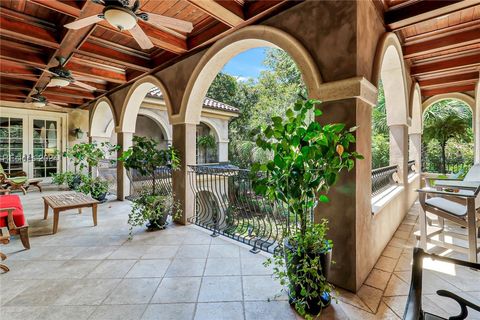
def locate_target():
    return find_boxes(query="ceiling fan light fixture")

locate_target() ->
[104,7,137,31]
[48,76,71,88]
[33,101,46,107]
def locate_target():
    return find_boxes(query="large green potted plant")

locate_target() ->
[119,136,180,233]
[52,142,118,201]
[251,99,362,318]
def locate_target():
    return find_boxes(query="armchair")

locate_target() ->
[0,163,28,195]
[404,248,480,320]
[0,195,30,249]
[417,179,479,263]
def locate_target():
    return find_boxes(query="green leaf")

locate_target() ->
[314,109,323,116]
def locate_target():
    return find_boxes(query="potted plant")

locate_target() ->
[78,176,109,203]
[119,136,181,233]
[251,99,362,318]
[197,134,217,163]
[52,142,118,194]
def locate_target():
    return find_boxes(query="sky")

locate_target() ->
[221,47,267,81]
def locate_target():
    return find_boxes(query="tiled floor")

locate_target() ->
[1,188,479,319]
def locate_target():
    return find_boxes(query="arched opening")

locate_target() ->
[196,122,219,164]
[135,114,169,150]
[422,97,474,174]
[408,83,423,175]
[371,33,409,194]
[182,27,316,168]
[90,98,116,139]
[179,26,321,125]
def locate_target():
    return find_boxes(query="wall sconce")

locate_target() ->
[72,128,84,139]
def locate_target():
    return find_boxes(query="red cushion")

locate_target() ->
[0,195,26,228]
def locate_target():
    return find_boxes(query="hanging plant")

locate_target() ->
[197,134,217,150]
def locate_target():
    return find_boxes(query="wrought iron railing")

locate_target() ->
[408,160,416,176]
[126,166,173,200]
[371,164,399,197]
[97,159,117,195]
[188,164,292,253]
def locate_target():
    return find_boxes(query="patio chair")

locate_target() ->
[0,195,30,249]
[417,179,480,263]
[0,163,28,195]
[404,247,480,320]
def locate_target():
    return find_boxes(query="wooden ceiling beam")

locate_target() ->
[76,41,151,72]
[25,1,104,102]
[0,60,39,78]
[418,72,479,88]
[28,0,82,18]
[42,86,97,99]
[66,60,126,84]
[385,0,480,30]
[185,0,244,27]
[0,44,49,68]
[43,93,85,105]
[422,83,476,97]
[411,53,480,76]
[404,28,480,59]
[0,15,59,49]
[136,21,188,54]
[0,88,29,98]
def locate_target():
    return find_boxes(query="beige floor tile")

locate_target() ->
[384,274,410,297]
[177,245,210,258]
[37,305,97,320]
[165,258,206,277]
[198,276,243,302]
[194,302,244,320]
[86,259,136,278]
[245,301,297,320]
[125,259,171,278]
[204,258,241,276]
[103,278,160,304]
[142,303,196,320]
[364,268,392,291]
[243,275,287,301]
[151,277,202,303]
[141,245,179,259]
[89,304,147,320]
[375,256,398,273]
[382,246,404,259]
[357,285,383,313]
[53,278,121,305]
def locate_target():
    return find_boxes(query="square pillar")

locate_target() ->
[172,123,196,224]
[116,132,133,201]
[217,141,229,162]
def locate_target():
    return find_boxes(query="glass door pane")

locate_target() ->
[0,116,26,175]
[31,118,60,178]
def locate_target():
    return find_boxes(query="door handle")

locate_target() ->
[28,154,32,162]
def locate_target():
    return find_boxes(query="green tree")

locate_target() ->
[423,100,472,173]
[371,81,389,168]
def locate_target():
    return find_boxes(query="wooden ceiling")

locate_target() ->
[376,0,480,98]
[0,0,294,108]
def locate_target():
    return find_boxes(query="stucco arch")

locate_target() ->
[422,93,475,115]
[199,118,221,142]
[372,33,409,126]
[90,97,116,138]
[137,108,172,141]
[118,75,173,132]
[409,83,422,135]
[177,25,322,124]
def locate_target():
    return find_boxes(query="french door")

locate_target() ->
[0,111,63,181]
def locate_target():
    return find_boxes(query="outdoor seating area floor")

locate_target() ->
[1,188,479,319]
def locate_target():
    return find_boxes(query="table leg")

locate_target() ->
[53,209,60,234]
[92,204,97,226]
[43,200,48,220]
[78,208,82,214]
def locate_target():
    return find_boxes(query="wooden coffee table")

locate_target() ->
[43,193,99,234]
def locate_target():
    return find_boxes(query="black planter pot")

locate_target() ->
[284,237,332,315]
[146,215,168,231]
[93,192,107,203]
[67,174,82,190]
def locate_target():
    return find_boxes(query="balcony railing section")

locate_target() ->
[371,164,399,197]
[97,159,117,195]
[126,166,173,200]
[407,160,416,177]
[188,164,294,253]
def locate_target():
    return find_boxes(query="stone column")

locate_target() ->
[475,83,480,163]
[172,123,196,224]
[409,133,422,173]
[217,141,229,162]
[116,132,133,200]
[389,124,408,184]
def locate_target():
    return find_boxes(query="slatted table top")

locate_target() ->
[43,193,98,209]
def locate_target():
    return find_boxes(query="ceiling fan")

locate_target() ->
[31,88,55,108]
[64,0,194,50]
[35,57,97,92]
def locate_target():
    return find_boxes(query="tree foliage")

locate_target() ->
[207,48,307,168]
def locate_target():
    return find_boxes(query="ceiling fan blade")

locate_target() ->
[64,15,103,30]
[129,24,154,50]
[35,67,59,76]
[144,13,193,33]
[72,80,97,91]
